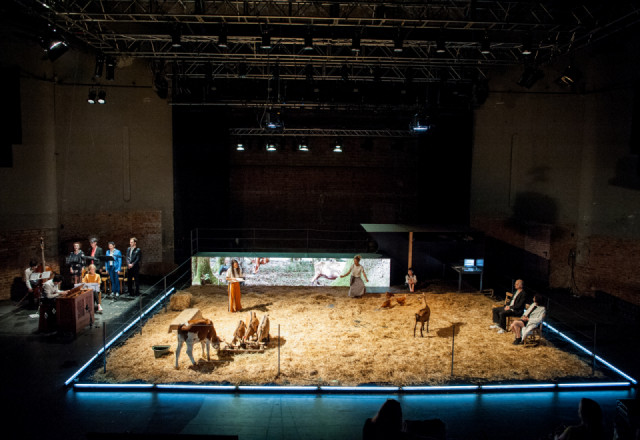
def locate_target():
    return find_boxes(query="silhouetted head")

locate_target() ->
[371,399,403,433]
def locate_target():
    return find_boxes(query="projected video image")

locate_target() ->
[191,256,390,287]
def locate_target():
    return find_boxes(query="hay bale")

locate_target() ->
[169,291,193,311]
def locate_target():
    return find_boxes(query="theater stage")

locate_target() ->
[90,284,609,387]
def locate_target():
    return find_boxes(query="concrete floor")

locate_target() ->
[2,283,638,440]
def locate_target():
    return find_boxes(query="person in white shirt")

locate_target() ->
[340,255,369,298]
[405,268,417,293]
[39,274,67,332]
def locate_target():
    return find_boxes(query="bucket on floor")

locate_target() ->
[152,345,171,358]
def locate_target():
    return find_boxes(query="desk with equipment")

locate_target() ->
[451,258,484,292]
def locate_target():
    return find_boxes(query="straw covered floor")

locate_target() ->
[92,285,600,386]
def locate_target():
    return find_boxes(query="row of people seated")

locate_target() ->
[365,397,632,440]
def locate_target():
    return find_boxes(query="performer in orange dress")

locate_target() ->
[225,259,243,312]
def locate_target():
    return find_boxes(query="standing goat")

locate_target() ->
[414,293,431,337]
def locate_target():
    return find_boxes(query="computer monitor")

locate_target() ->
[463,259,475,268]
[476,259,484,268]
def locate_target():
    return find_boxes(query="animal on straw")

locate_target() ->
[175,318,220,369]
[381,291,394,308]
[256,314,270,343]
[231,319,247,346]
[244,311,260,342]
[414,293,431,337]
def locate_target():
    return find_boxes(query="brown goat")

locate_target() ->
[231,320,246,345]
[244,311,260,342]
[256,314,270,343]
[396,295,407,306]
[414,293,431,337]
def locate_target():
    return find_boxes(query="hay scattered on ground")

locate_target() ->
[92,286,601,386]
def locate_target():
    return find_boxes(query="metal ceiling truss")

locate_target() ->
[9,1,640,97]
[229,128,414,137]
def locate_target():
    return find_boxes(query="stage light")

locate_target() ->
[265,141,277,152]
[557,382,631,389]
[105,57,115,81]
[261,32,272,49]
[272,63,280,80]
[480,32,491,54]
[87,90,97,104]
[436,28,446,53]
[236,142,245,151]
[517,65,544,88]
[218,25,228,48]
[156,384,238,391]
[304,28,314,51]
[265,110,282,130]
[40,27,69,61]
[521,33,532,55]
[333,138,343,153]
[298,138,309,151]
[558,65,581,87]
[410,113,431,132]
[393,30,403,53]
[402,385,480,392]
[94,54,105,78]
[171,28,182,48]
[351,34,361,53]
[97,90,106,104]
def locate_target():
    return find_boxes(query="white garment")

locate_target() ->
[406,274,417,284]
[42,279,61,299]
[350,264,365,278]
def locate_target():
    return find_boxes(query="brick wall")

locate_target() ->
[58,210,165,275]
[473,217,640,306]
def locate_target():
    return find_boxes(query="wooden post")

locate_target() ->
[408,231,413,269]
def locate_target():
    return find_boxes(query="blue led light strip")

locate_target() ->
[64,287,176,387]
[543,322,637,384]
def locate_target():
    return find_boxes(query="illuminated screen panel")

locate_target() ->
[192,256,390,288]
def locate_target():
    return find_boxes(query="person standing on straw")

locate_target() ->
[340,255,369,298]
[226,259,244,312]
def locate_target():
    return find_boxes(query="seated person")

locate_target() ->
[82,264,103,314]
[405,268,417,293]
[509,294,546,345]
[555,398,603,440]
[490,279,526,333]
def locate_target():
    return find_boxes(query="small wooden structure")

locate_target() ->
[168,308,202,332]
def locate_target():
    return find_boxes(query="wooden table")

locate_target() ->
[57,288,95,335]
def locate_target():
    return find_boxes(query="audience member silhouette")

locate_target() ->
[363,399,446,440]
[555,398,604,440]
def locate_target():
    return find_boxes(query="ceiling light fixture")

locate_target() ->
[87,89,97,104]
[218,26,228,48]
[351,34,361,53]
[266,141,277,152]
[333,138,343,153]
[480,32,491,54]
[97,90,106,104]
[261,31,272,49]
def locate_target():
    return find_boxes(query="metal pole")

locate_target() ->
[278,324,281,377]
[103,322,107,373]
[451,323,455,376]
[139,294,143,335]
[592,323,597,375]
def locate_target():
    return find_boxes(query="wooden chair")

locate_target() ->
[506,302,531,331]
[523,321,544,346]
